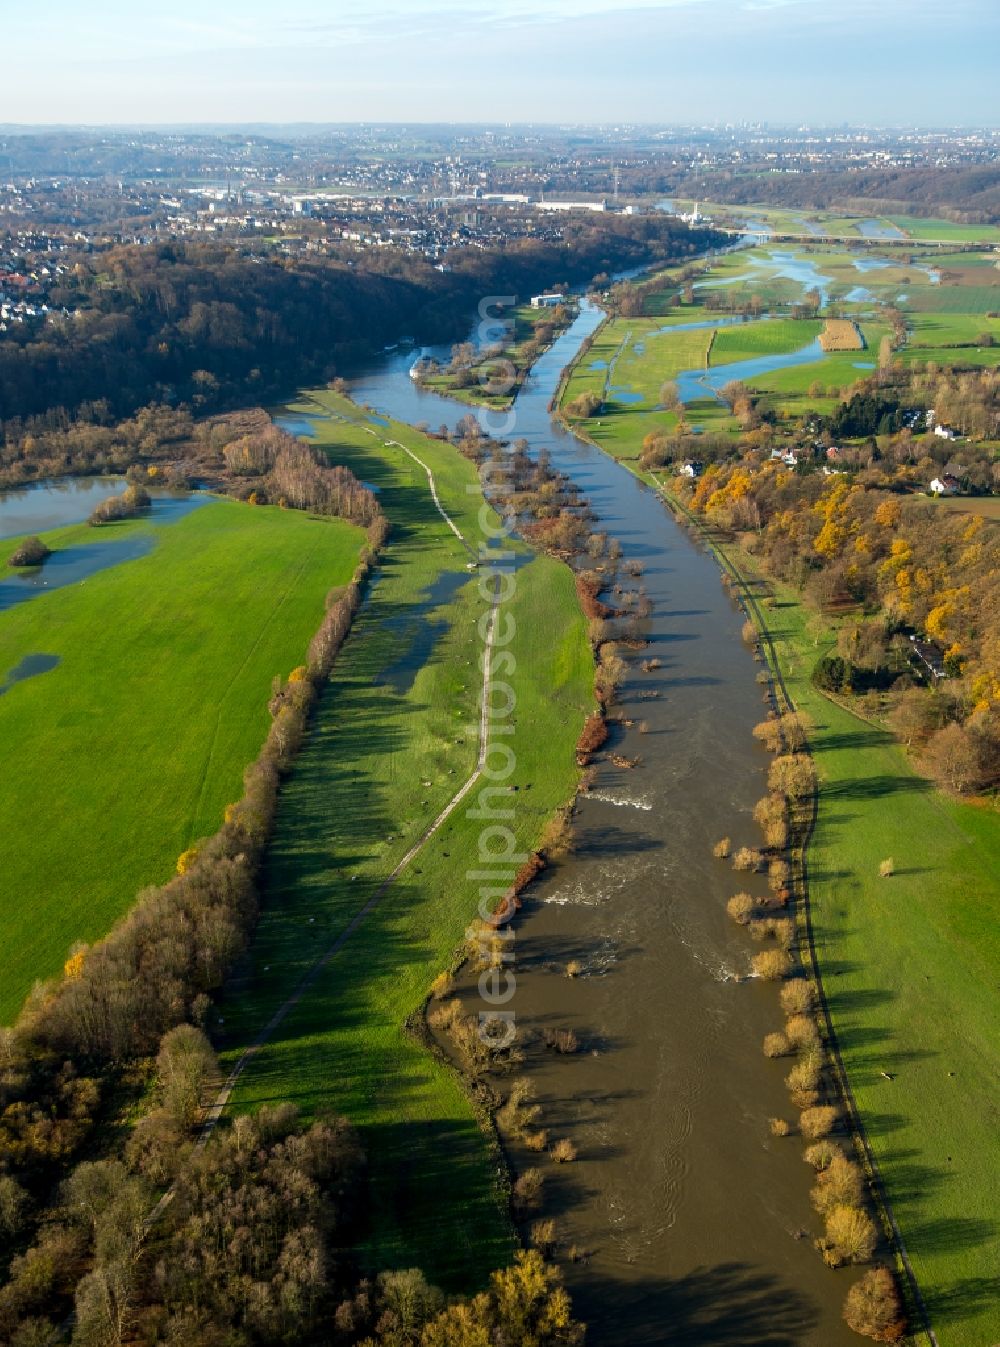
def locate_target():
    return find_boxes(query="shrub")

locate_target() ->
[804,1140,842,1171]
[567,391,602,418]
[741,619,757,645]
[550,1139,578,1164]
[523,1130,549,1153]
[768,754,815,799]
[752,717,783,753]
[821,1204,878,1267]
[712,837,731,859]
[785,1013,820,1049]
[429,971,454,1000]
[512,1168,545,1213]
[498,1079,541,1138]
[530,1220,557,1256]
[753,793,788,835]
[544,1028,580,1055]
[8,536,50,567]
[727,892,755,925]
[811,1154,865,1216]
[780,980,815,1016]
[878,858,894,878]
[842,1266,906,1342]
[763,1032,791,1058]
[732,846,763,872]
[752,949,792,981]
[576,712,608,761]
[786,1059,822,1097]
[768,858,791,891]
[769,1117,791,1137]
[800,1106,839,1140]
[565,960,582,979]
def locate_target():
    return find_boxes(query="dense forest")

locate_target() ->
[0,216,722,427]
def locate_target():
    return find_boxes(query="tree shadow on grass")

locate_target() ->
[903,1216,998,1258]
[812,727,896,751]
[822,774,931,801]
[824,985,894,1015]
[925,1274,1000,1327]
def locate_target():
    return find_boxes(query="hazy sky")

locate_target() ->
[4,0,998,126]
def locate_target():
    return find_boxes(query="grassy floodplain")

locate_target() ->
[722,559,1000,1347]
[218,393,595,1289]
[0,499,365,1023]
[557,244,1000,1345]
[668,200,1000,246]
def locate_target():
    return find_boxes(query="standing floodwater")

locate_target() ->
[344,306,858,1345]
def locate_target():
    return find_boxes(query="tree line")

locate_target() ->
[677,438,1000,795]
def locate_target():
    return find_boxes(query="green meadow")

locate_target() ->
[711,317,823,364]
[218,393,594,1289]
[730,565,1000,1347]
[0,500,365,1023]
[887,216,1000,244]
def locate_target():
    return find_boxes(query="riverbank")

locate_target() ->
[709,536,1000,1347]
[595,464,999,1347]
[216,392,596,1287]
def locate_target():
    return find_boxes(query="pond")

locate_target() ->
[857,219,905,240]
[0,476,208,540]
[675,336,826,405]
[0,476,124,540]
[0,652,61,695]
[0,481,210,612]
[273,413,319,439]
[0,535,156,613]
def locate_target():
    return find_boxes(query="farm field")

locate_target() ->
[711,317,823,363]
[0,499,365,1023]
[887,215,1000,243]
[907,284,1000,315]
[908,312,1000,348]
[564,238,1000,437]
[218,393,595,1289]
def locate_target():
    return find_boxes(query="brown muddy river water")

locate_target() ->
[342,304,859,1345]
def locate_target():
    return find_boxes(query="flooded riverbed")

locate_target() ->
[342,306,858,1344]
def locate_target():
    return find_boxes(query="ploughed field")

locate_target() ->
[0,499,365,1022]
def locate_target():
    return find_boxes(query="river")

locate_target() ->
[290,304,860,1345]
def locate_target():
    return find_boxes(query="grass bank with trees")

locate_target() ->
[217,392,596,1289]
[552,254,1000,1344]
[713,541,999,1347]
